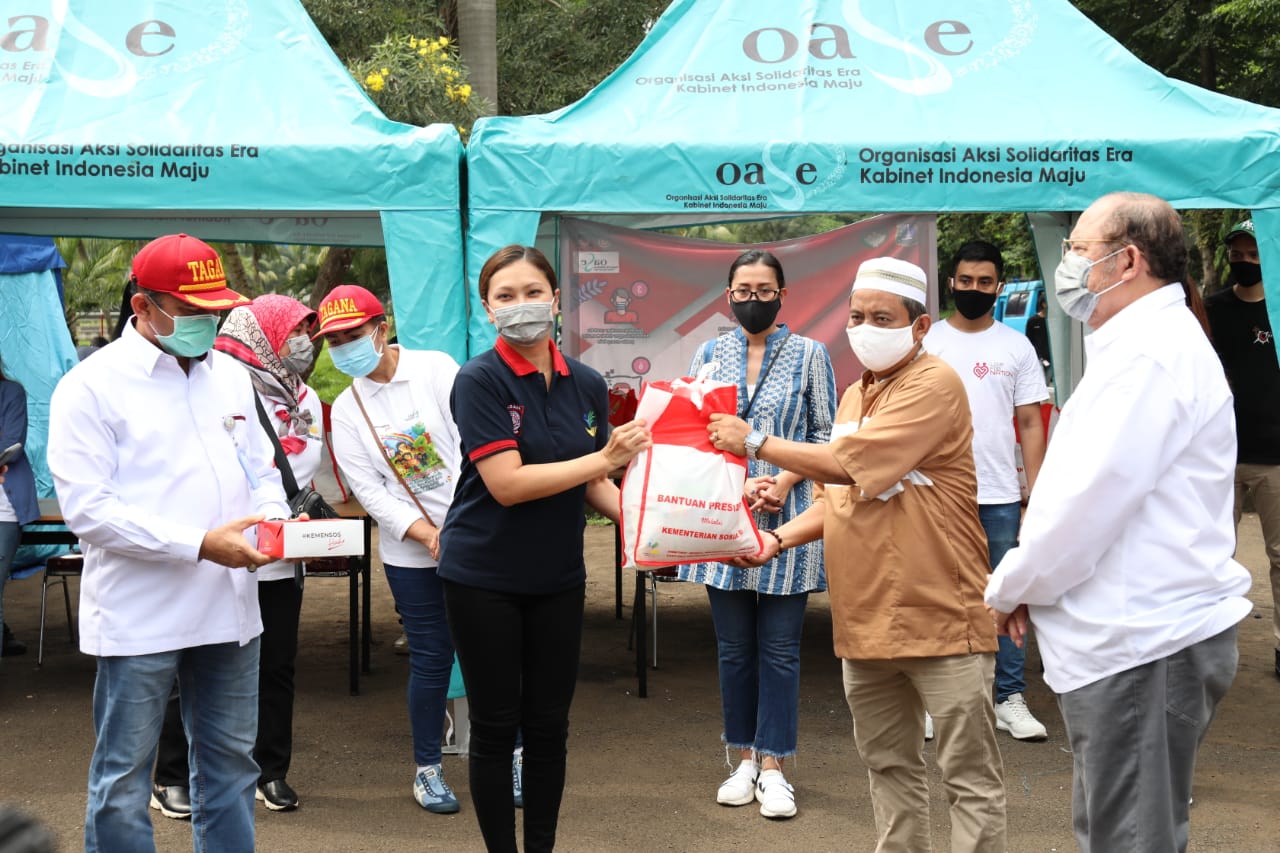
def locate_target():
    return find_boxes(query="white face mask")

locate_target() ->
[492,301,555,345]
[846,321,919,372]
[1054,246,1128,324]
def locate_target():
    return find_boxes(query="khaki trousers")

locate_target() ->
[843,654,1006,853]
[1233,463,1280,646]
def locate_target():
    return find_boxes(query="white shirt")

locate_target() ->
[330,348,462,568]
[256,384,324,582]
[48,321,289,656]
[925,319,1048,503]
[985,285,1252,693]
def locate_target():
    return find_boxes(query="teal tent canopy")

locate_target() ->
[0,1,466,358]
[466,0,1280,390]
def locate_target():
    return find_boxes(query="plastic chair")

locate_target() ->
[38,553,83,666]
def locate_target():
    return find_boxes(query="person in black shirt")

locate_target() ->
[1205,217,1280,678]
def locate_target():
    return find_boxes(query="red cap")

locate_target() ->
[131,234,249,310]
[315,284,385,338]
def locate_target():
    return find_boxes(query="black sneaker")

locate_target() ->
[2,623,25,657]
[149,784,192,820]
[256,778,299,811]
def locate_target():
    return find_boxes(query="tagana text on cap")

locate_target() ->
[1226,219,1255,243]
[130,233,249,310]
[851,256,928,305]
[315,284,385,338]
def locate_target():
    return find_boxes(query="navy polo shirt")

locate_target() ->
[438,337,609,594]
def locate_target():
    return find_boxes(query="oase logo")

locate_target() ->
[739,3,995,97]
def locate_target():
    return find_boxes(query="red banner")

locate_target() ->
[559,214,936,395]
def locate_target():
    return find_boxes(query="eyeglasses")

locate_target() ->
[1061,238,1122,258]
[728,287,781,303]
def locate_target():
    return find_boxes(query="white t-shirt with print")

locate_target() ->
[925,319,1049,504]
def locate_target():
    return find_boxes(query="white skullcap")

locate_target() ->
[851,256,928,305]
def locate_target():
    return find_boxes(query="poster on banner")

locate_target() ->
[559,214,936,394]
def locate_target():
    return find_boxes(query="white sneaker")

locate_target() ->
[924,711,934,741]
[716,759,759,806]
[995,693,1048,741]
[755,769,796,819]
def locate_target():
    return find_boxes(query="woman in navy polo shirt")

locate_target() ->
[438,245,651,853]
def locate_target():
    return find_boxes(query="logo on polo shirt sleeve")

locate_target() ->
[507,404,524,436]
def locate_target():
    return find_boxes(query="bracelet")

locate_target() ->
[765,529,784,551]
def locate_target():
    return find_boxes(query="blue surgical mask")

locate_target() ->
[149,299,219,358]
[328,329,384,378]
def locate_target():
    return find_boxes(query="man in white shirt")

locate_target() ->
[925,240,1050,742]
[986,193,1251,853]
[48,234,289,853]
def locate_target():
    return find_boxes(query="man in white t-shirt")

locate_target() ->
[925,240,1051,741]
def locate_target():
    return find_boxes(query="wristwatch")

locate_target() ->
[744,429,768,461]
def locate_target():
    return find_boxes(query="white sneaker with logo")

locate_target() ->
[755,769,796,819]
[995,692,1048,741]
[716,759,759,806]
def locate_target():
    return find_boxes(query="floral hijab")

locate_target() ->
[214,294,318,452]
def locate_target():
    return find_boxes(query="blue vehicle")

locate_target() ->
[994,279,1046,335]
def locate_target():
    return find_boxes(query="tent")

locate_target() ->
[466,0,1280,390]
[0,1,467,359]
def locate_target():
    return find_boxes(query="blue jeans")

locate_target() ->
[384,564,454,766]
[706,587,808,758]
[979,502,1025,701]
[85,639,260,853]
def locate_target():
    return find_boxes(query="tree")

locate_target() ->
[457,0,498,115]
[1070,0,1278,293]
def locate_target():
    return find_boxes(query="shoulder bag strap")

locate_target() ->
[743,332,791,419]
[350,384,437,527]
[254,393,300,498]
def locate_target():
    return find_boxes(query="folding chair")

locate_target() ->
[38,553,83,666]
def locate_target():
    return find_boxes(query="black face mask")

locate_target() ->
[1230,260,1263,287]
[952,288,998,320]
[731,298,782,335]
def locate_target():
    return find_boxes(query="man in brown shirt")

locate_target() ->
[712,257,1006,851]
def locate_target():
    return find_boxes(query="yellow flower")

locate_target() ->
[365,71,385,92]
[437,36,449,47]
[408,37,419,49]
[458,84,472,102]
[380,67,389,76]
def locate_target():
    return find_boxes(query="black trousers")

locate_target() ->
[154,578,303,785]
[443,579,584,853]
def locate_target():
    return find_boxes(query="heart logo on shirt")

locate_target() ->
[973,362,990,379]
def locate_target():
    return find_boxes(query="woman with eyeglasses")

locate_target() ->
[676,249,836,820]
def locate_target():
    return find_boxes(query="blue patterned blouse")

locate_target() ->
[676,324,836,594]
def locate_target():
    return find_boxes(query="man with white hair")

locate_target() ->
[712,256,1006,852]
[987,192,1250,852]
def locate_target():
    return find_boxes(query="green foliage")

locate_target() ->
[56,238,138,325]
[494,0,669,116]
[348,33,490,135]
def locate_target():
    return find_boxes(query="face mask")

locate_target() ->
[150,301,219,358]
[492,301,555,345]
[328,328,383,378]
[731,298,782,335]
[281,335,314,375]
[1053,247,1128,324]
[846,321,919,373]
[1230,260,1263,287]
[951,288,998,320]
